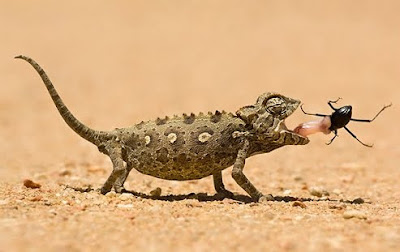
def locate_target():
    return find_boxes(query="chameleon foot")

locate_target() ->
[113,185,127,193]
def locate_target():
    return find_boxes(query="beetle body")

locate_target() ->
[329,105,352,131]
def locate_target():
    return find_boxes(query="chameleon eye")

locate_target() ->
[265,97,286,115]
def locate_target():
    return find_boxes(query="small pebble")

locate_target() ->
[150,187,162,197]
[59,170,71,176]
[117,204,134,209]
[77,204,88,211]
[332,189,342,195]
[352,198,365,204]
[309,187,323,197]
[30,196,42,202]
[49,209,57,215]
[0,200,9,205]
[106,191,117,198]
[119,193,133,201]
[87,166,106,173]
[33,173,48,180]
[343,210,367,220]
[293,176,303,182]
[282,189,292,195]
[340,162,365,170]
[340,175,355,183]
[23,179,41,189]
[263,211,276,220]
[329,204,345,210]
[292,201,307,208]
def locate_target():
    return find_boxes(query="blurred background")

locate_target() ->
[0,1,399,251]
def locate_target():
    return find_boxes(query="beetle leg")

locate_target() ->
[327,97,342,110]
[300,104,328,117]
[350,103,392,122]
[326,130,338,145]
[343,126,373,147]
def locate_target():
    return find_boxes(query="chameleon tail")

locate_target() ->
[15,55,113,146]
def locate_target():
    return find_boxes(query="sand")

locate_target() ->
[1,1,399,251]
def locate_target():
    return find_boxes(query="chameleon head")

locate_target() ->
[236,92,309,145]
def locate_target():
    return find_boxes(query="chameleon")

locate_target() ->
[16,55,309,202]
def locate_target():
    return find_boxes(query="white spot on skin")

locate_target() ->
[145,135,151,145]
[198,132,212,143]
[167,133,177,143]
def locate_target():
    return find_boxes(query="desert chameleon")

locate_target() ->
[16,55,309,202]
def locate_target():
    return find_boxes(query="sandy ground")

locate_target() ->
[1,1,400,251]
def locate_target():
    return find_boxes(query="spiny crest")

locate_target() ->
[155,116,169,125]
[135,110,235,128]
[172,111,232,123]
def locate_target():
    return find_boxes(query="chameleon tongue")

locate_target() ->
[293,116,332,137]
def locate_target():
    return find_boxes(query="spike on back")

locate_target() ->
[155,117,169,125]
[210,110,223,123]
[183,113,195,124]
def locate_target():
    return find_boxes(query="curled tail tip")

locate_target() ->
[15,55,27,60]
[15,55,33,62]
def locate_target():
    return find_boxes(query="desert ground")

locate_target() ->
[1,1,399,251]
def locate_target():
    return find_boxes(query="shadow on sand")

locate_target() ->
[123,190,367,204]
[66,185,367,204]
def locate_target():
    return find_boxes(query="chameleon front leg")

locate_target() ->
[100,143,127,194]
[213,171,234,198]
[231,139,266,202]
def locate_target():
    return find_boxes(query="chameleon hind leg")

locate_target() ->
[100,143,127,194]
[213,171,234,198]
[113,160,137,193]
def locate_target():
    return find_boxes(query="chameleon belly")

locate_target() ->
[120,112,246,180]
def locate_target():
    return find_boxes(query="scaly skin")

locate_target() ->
[16,55,309,202]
